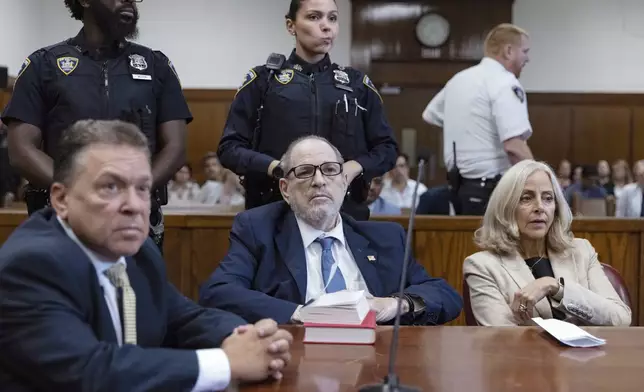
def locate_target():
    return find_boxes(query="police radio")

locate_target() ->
[265,53,286,72]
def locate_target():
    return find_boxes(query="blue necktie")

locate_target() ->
[316,236,346,293]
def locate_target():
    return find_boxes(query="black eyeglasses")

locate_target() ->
[287,162,343,179]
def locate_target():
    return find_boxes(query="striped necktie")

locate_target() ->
[104,263,137,345]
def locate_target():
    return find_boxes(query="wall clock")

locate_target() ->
[415,12,450,48]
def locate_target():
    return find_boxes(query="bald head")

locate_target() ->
[281,136,344,173]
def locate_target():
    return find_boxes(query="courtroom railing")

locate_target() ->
[0,210,642,326]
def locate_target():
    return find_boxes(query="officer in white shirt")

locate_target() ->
[422,23,535,215]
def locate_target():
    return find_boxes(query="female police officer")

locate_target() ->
[217,0,398,219]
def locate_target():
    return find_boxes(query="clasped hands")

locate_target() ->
[510,277,559,324]
[221,319,293,383]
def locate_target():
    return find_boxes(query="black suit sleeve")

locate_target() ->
[164,283,248,349]
[0,251,201,392]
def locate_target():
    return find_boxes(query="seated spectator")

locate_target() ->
[597,160,614,195]
[564,164,607,206]
[199,136,462,326]
[616,160,644,218]
[612,159,633,201]
[201,169,245,207]
[365,176,400,215]
[167,164,201,205]
[556,159,572,189]
[380,154,427,209]
[463,160,631,326]
[416,184,454,215]
[198,152,225,203]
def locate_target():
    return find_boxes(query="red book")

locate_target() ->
[303,311,376,345]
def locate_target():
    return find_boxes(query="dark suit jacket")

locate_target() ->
[416,185,452,215]
[0,208,247,392]
[199,201,462,325]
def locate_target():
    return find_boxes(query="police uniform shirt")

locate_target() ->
[1,29,193,157]
[422,57,532,179]
[218,49,398,182]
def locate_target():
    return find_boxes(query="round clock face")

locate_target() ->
[415,13,450,48]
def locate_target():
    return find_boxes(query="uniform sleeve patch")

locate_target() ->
[16,58,31,81]
[363,74,383,103]
[236,69,257,96]
[512,85,525,103]
[168,60,181,86]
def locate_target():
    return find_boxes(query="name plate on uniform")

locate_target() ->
[132,74,152,81]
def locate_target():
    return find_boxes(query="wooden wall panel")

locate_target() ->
[2,88,644,182]
[184,90,235,183]
[631,107,644,163]
[351,0,514,72]
[571,107,631,166]
[527,105,572,168]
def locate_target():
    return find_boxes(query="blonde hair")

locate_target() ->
[484,23,529,57]
[474,160,574,255]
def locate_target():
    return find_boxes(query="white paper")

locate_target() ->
[533,317,606,348]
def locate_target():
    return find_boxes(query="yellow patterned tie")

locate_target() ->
[104,263,137,345]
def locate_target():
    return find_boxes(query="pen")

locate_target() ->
[343,94,348,112]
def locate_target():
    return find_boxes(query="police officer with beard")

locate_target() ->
[218,0,398,220]
[1,0,192,251]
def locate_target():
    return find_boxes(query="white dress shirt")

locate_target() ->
[295,216,371,302]
[422,57,532,179]
[615,183,643,217]
[57,217,231,392]
[379,178,428,209]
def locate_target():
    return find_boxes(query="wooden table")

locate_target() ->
[242,326,644,391]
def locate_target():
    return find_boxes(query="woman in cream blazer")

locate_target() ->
[463,160,631,326]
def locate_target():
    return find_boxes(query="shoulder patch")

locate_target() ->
[275,69,294,85]
[15,58,31,81]
[57,56,79,76]
[168,59,181,86]
[512,85,525,103]
[363,75,383,103]
[235,69,257,97]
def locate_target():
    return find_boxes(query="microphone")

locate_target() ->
[358,155,426,392]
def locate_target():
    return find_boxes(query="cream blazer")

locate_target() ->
[463,238,631,326]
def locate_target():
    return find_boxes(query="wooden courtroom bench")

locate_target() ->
[0,210,642,326]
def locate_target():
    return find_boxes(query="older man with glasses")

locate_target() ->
[199,135,462,326]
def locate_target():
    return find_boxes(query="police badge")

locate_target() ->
[235,69,257,98]
[275,69,294,85]
[129,54,148,71]
[333,69,350,84]
[363,74,383,103]
[57,57,79,76]
[512,86,525,103]
[16,58,31,80]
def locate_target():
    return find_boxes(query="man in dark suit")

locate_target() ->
[0,119,293,392]
[199,136,462,325]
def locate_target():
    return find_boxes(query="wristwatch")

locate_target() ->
[551,277,565,301]
[390,293,415,314]
[271,164,284,179]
